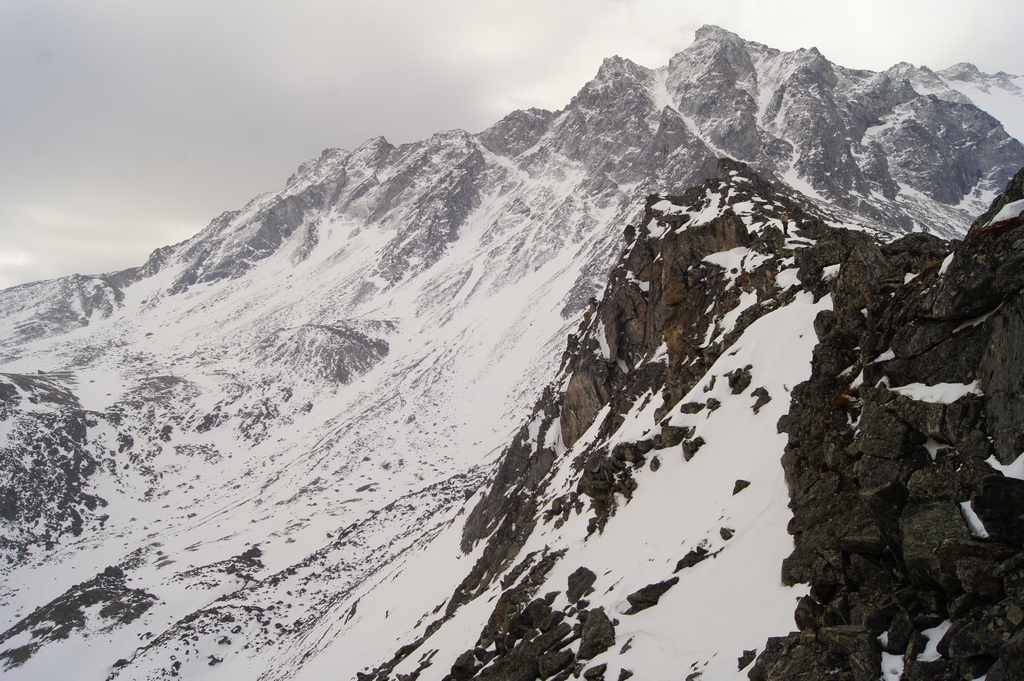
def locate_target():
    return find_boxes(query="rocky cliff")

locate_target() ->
[757,164,1024,681]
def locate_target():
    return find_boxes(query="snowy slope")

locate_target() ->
[895,61,1024,144]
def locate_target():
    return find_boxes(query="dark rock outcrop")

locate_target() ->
[566,567,597,604]
[456,160,812,605]
[623,577,679,614]
[0,566,156,669]
[759,166,1024,681]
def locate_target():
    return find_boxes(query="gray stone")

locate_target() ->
[674,546,711,573]
[971,476,1024,548]
[682,437,705,461]
[820,625,882,681]
[980,291,1024,464]
[884,323,987,387]
[747,633,847,681]
[577,608,615,660]
[566,567,597,604]
[750,387,771,414]
[538,649,574,679]
[957,557,1003,600]
[986,629,1024,681]
[855,400,925,459]
[885,608,914,654]
[901,501,970,590]
[794,595,824,632]
[623,577,679,614]
[724,366,752,394]
[943,599,1024,660]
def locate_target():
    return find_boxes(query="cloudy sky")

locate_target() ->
[2,0,1023,288]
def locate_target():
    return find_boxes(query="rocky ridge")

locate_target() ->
[2,23,1017,602]
[346,162,1024,681]
[1,154,1023,679]
[347,158,834,681]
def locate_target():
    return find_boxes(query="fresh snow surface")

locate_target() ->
[986,453,1024,481]
[4,26,1023,680]
[960,501,991,539]
[821,263,841,281]
[938,253,956,276]
[917,620,953,663]
[943,73,1024,143]
[881,652,905,681]
[651,199,685,216]
[988,198,1024,224]
[703,247,771,276]
[896,61,1024,146]
[890,381,983,404]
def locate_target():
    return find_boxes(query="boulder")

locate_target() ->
[942,599,1024,660]
[901,501,970,590]
[971,476,1024,548]
[980,292,1024,464]
[820,625,882,681]
[986,629,1024,681]
[566,567,597,604]
[674,546,711,572]
[577,608,615,660]
[623,577,679,614]
[538,650,574,679]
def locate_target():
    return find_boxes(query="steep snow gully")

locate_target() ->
[2,25,1024,681]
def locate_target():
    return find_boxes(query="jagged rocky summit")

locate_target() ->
[3,26,1024,360]
[1,24,1024,681]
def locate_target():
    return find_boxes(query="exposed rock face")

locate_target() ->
[623,577,679,614]
[253,321,393,384]
[565,567,597,604]
[0,373,110,560]
[401,159,843,681]
[0,275,125,353]
[461,160,813,591]
[577,608,616,660]
[754,166,1024,681]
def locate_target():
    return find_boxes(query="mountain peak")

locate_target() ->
[692,24,743,44]
[593,54,648,82]
[941,61,984,82]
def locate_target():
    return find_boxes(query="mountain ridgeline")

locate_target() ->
[355,162,1024,681]
[3,26,1023,359]
[1,25,1024,681]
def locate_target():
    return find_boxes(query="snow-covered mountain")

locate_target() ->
[1,25,1024,681]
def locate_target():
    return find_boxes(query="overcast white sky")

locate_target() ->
[2,0,1023,289]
